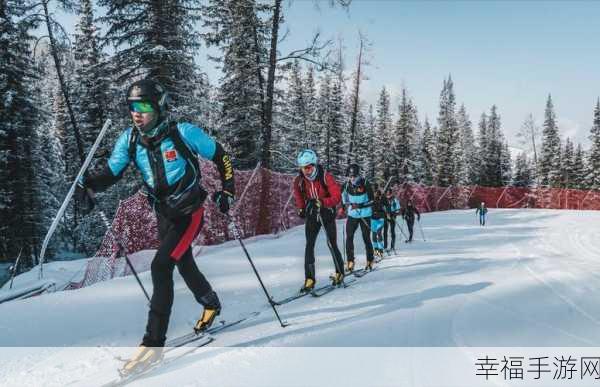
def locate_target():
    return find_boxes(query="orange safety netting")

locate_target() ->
[66,169,600,290]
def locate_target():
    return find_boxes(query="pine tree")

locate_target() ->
[374,86,392,183]
[539,94,562,187]
[72,0,109,149]
[278,60,306,167]
[500,141,512,185]
[304,66,320,151]
[316,72,331,165]
[435,75,459,187]
[363,104,377,180]
[419,118,436,185]
[100,0,204,116]
[457,104,477,184]
[476,112,488,185]
[30,49,67,261]
[0,0,42,263]
[561,137,575,188]
[393,88,417,183]
[326,65,346,175]
[513,152,533,187]
[200,0,267,169]
[573,143,586,189]
[587,99,600,189]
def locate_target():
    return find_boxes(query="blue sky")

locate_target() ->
[51,1,600,148]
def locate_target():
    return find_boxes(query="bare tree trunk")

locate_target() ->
[42,0,84,164]
[256,0,282,235]
[261,0,282,170]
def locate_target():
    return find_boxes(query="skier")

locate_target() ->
[75,79,235,375]
[383,188,401,252]
[476,201,488,226]
[371,186,386,260]
[293,149,345,291]
[401,200,420,243]
[341,163,375,272]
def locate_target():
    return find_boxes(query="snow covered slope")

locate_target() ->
[2,209,600,386]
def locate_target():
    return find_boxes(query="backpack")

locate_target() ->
[128,123,200,173]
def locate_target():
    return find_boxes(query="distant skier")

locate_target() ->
[293,149,345,291]
[371,186,386,260]
[75,79,235,375]
[342,164,375,272]
[383,188,401,251]
[476,202,488,226]
[401,200,420,243]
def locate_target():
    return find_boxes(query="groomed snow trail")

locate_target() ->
[2,209,600,386]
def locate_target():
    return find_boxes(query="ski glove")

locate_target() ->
[75,182,96,215]
[297,208,306,219]
[213,190,234,214]
[307,199,321,208]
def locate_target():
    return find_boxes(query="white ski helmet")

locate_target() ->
[297,149,318,167]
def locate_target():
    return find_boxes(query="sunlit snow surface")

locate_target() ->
[2,209,600,386]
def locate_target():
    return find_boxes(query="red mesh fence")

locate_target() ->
[68,169,600,289]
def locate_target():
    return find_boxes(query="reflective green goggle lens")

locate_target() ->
[129,101,155,113]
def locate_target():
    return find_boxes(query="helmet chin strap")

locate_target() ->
[137,115,169,139]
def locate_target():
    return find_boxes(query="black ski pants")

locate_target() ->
[384,216,396,249]
[345,216,374,263]
[142,207,212,347]
[406,217,415,242]
[304,207,344,279]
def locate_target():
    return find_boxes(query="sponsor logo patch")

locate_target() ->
[164,149,177,162]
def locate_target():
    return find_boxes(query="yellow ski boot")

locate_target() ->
[120,346,163,376]
[345,260,355,273]
[300,278,315,293]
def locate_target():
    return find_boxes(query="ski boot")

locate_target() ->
[300,278,315,293]
[194,291,221,334]
[365,260,374,271]
[345,260,355,273]
[331,272,344,287]
[120,345,163,376]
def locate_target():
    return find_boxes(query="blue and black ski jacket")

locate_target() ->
[85,121,234,218]
[342,177,374,219]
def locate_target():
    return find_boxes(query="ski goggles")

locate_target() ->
[300,164,315,174]
[129,101,155,113]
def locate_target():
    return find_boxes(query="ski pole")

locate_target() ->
[98,208,151,303]
[226,214,288,328]
[9,248,22,290]
[38,119,112,279]
[342,219,347,262]
[418,218,426,242]
[395,217,409,241]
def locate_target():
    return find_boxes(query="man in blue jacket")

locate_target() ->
[342,164,375,272]
[76,79,235,374]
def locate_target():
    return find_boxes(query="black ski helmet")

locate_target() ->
[126,79,168,116]
[346,163,360,177]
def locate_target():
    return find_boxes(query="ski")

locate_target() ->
[271,291,310,306]
[165,310,260,347]
[101,338,214,387]
[101,311,260,387]
[310,277,358,297]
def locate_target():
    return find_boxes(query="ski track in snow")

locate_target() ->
[2,209,600,386]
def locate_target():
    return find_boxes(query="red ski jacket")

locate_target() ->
[293,165,341,210]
